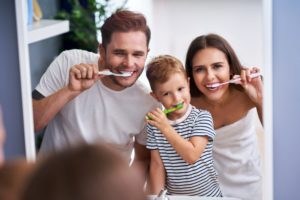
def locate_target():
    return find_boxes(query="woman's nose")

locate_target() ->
[206,70,216,81]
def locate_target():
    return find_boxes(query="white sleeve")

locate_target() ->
[135,124,147,146]
[35,51,71,97]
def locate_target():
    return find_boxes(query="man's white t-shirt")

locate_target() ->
[35,49,159,160]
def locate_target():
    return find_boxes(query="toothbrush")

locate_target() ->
[210,72,261,88]
[98,69,132,77]
[146,102,184,120]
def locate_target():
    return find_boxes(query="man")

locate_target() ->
[32,10,158,179]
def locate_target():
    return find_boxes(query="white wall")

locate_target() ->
[151,0,263,66]
[124,0,263,88]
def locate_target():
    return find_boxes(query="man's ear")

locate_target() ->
[98,44,106,69]
[99,44,105,56]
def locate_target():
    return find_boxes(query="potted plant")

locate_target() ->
[55,0,127,52]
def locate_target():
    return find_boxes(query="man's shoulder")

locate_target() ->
[130,81,160,106]
[132,80,151,94]
[59,49,99,63]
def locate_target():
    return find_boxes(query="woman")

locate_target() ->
[185,34,263,200]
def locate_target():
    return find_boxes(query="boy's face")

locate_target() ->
[151,73,191,119]
[100,31,149,91]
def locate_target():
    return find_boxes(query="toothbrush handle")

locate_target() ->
[249,72,261,78]
[229,72,261,83]
[146,107,178,120]
[98,70,112,76]
[146,109,172,120]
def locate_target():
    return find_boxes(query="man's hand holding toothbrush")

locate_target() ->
[69,63,101,94]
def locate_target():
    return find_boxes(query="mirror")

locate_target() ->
[127,0,272,199]
[20,0,273,198]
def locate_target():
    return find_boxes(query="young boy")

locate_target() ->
[146,55,222,197]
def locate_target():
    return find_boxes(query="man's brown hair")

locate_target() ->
[101,10,151,49]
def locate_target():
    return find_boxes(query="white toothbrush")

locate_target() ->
[210,72,261,88]
[98,70,132,77]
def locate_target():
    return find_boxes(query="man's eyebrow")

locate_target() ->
[113,49,146,55]
[133,51,145,55]
[113,49,126,53]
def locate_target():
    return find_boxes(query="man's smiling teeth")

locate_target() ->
[120,71,133,76]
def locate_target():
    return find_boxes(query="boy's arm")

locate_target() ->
[148,149,165,195]
[147,108,208,164]
[161,127,208,164]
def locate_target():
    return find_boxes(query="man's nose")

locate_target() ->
[123,55,134,67]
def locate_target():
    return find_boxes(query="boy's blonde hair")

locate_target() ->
[146,55,187,91]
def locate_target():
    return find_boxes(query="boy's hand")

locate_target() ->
[146,108,172,133]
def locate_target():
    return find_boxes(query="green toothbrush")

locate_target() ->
[146,102,184,120]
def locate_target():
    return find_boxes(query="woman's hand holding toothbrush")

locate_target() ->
[238,67,263,107]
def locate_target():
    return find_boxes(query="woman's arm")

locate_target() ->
[148,150,165,195]
[239,67,264,124]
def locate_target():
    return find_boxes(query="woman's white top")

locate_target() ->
[213,108,262,200]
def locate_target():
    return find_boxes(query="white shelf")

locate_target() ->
[28,19,69,44]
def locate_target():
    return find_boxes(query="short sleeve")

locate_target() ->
[135,124,147,145]
[192,110,216,141]
[35,51,71,97]
[146,124,158,150]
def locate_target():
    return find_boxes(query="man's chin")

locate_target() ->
[119,80,136,88]
[112,77,138,89]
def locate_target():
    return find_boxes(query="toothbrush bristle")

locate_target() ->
[176,102,184,108]
[121,71,133,77]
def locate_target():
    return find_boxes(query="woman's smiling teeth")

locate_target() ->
[206,83,219,90]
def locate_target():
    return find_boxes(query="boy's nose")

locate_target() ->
[173,93,181,103]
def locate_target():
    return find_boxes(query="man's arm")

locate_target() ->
[33,87,80,132]
[33,63,100,132]
[131,142,150,184]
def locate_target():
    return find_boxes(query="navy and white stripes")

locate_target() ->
[147,106,222,197]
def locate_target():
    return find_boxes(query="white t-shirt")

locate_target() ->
[36,49,159,161]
